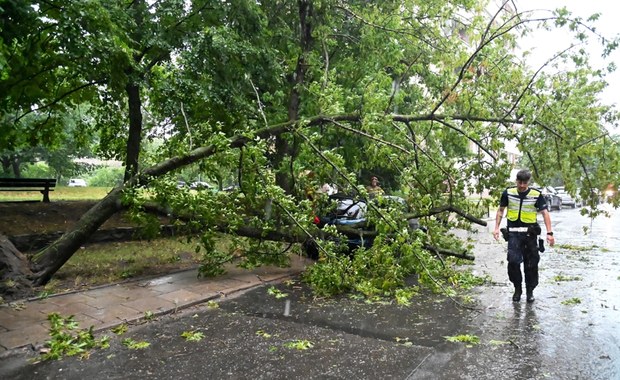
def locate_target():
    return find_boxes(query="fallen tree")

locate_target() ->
[2,1,619,300]
[0,113,487,295]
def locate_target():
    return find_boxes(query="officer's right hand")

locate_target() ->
[492,229,500,241]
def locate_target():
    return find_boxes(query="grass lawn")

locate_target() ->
[1,187,208,296]
[48,238,204,294]
[0,186,112,202]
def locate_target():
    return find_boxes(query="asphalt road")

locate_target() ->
[1,206,618,379]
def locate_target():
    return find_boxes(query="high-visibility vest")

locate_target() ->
[506,187,540,224]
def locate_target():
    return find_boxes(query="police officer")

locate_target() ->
[493,169,555,302]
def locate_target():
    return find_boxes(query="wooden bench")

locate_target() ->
[0,178,57,202]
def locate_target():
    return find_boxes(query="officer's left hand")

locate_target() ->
[547,234,555,247]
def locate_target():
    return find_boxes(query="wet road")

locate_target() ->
[447,205,620,380]
[1,207,618,379]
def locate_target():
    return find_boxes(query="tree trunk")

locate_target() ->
[0,234,35,298]
[274,0,313,195]
[11,156,20,178]
[124,82,143,182]
[1,156,10,176]
[123,0,146,182]
[30,188,124,285]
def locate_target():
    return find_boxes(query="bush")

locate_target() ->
[86,166,124,187]
[21,162,55,178]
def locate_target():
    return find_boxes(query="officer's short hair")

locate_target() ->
[516,169,532,182]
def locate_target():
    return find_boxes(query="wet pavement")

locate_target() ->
[436,205,620,380]
[1,207,619,379]
[0,255,314,352]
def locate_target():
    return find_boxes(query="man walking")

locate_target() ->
[493,169,555,302]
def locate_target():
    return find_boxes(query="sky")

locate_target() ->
[514,1,620,113]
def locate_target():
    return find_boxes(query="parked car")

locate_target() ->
[68,178,87,187]
[304,194,421,259]
[190,181,211,190]
[554,186,578,208]
[541,186,562,211]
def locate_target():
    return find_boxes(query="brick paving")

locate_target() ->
[0,254,312,354]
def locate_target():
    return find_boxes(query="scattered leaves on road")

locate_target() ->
[284,340,314,350]
[122,338,150,349]
[395,337,413,346]
[267,286,288,299]
[561,297,582,305]
[444,334,480,347]
[181,330,205,342]
[112,324,128,335]
[41,313,109,361]
[553,274,582,282]
[256,329,273,338]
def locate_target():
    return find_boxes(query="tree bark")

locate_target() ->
[124,82,143,182]
[0,234,35,297]
[11,156,20,178]
[274,0,313,194]
[1,156,10,176]
[30,188,125,285]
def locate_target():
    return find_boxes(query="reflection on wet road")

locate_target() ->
[445,206,620,380]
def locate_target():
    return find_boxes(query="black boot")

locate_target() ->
[512,286,522,302]
[526,287,535,303]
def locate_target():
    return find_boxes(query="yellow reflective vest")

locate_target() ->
[506,187,540,224]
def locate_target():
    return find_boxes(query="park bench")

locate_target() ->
[0,178,57,202]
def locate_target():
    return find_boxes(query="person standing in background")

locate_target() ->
[366,176,384,198]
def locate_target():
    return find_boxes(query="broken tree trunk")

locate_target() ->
[30,188,124,285]
[0,234,35,298]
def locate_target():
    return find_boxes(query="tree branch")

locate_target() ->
[15,80,105,122]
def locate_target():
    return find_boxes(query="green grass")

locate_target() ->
[44,234,246,294]
[4,186,242,295]
[0,186,111,202]
[0,186,207,292]
[48,238,203,291]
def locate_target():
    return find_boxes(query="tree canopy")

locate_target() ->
[1,0,619,298]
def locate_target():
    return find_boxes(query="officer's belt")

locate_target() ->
[508,227,529,232]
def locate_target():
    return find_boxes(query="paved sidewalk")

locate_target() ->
[0,255,313,355]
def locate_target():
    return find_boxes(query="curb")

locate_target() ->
[0,269,304,360]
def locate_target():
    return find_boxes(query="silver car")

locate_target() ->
[554,186,578,208]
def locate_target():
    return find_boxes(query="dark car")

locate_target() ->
[304,194,420,259]
[542,186,562,211]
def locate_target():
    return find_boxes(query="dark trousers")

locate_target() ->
[507,232,540,289]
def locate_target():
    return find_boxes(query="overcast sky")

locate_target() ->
[514,1,620,112]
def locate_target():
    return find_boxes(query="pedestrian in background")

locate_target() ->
[492,169,555,302]
[366,175,384,198]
